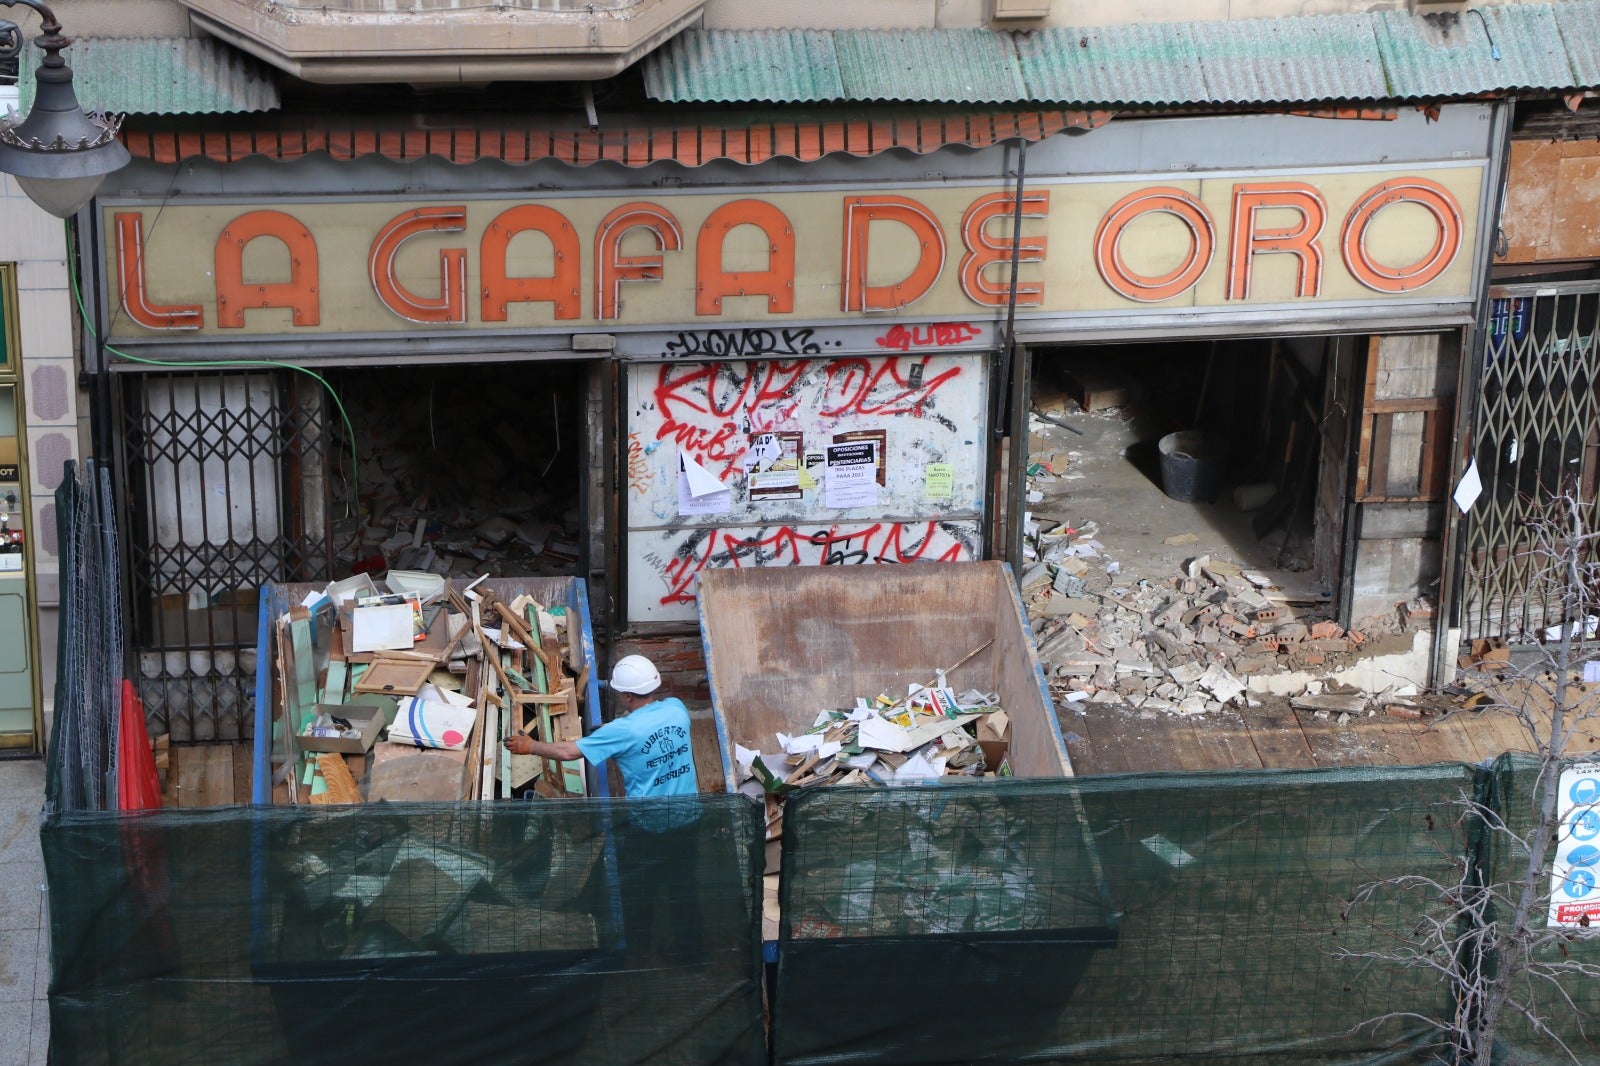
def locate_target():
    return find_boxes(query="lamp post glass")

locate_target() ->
[0,0,128,218]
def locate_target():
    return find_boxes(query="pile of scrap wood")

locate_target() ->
[271,573,589,806]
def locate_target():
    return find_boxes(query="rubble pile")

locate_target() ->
[734,684,1014,796]
[329,373,583,580]
[1021,534,1371,715]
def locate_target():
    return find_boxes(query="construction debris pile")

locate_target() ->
[734,685,1014,796]
[269,572,590,806]
[330,371,583,581]
[1021,535,1377,715]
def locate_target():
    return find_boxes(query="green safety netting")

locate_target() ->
[774,766,1483,1066]
[1476,754,1600,1065]
[44,757,1600,1063]
[42,797,766,1065]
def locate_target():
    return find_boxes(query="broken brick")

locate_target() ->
[1309,620,1344,640]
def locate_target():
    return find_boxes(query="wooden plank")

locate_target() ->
[199,744,234,808]
[1243,705,1319,769]
[1409,716,1474,766]
[231,742,253,805]
[164,744,184,808]
[309,753,363,806]
[1069,707,1136,775]
[1289,710,1352,767]
[1186,713,1266,771]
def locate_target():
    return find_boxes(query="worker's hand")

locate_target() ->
[504,733,534,756]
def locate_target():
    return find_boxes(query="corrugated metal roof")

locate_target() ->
[1186,16,1388,106]
[1553,0,1600,88]
[644,2,1600,108]
[832,29,1026,103]
[1375,6,1576,97]
[19,37,279,115]
[1016,23,1208,107]
[643,29,843,104]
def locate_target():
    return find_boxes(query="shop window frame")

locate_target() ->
[1353,337,1452,504]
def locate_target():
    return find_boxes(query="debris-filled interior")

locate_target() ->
[328,363,588,580]
[1020,337,1434,714]
[269,573,593,806]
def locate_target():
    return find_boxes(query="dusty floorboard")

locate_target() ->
[165,741,255,808]
[1061,679,1600,775]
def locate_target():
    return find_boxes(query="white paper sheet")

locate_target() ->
[824,441,880,509]
[350,603,414,652]
[1453,458,1483,514]
[678,452,733,516]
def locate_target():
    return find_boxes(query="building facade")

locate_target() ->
[3,0,1598,747]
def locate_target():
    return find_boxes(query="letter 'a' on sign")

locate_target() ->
[595,203,683,321]
[1094,188,1215,303]
[1340,177,1464,294]
[115,212,203,330]
[840,196,947,313]
[1226,181,1327,301]
[959,191,1050,308]
[696,199,796,316]
[480,204,582,321]
[214,210,322,328]
[368,207,469,325]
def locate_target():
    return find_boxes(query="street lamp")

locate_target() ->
[0,0,128,218]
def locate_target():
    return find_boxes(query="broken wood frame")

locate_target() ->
[1353,334,1456,504]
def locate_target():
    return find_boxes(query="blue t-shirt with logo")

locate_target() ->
[575,696,698,797]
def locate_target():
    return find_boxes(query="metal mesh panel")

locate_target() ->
[120,371,331,741]
[1461,285,1600,641]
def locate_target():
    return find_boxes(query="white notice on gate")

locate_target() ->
[825,441,880,510]
[678,452,732,517]
[1548,762,1600,928]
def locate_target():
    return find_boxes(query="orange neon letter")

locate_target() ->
[368,207,468,325]
[595,203,683,321]
[214,210,320,328]
[480,205,581,321]
[1340,178,1464,294]
[695,200,795,316]
[1226,182,1327,300]
[840,195,947,312]
[1093,188,1215,303]
[958,191,1050,307]
[115,212,202,330]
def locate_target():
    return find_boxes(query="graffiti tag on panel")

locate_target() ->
[627,520,981,623]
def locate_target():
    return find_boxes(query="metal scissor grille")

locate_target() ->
[119,371,332,741]
[1460,284,1600,641]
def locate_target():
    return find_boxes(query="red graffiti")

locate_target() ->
[874,322,982,352]
[820,357,962,419]
[657,521,974,605]
[650,356,962,478]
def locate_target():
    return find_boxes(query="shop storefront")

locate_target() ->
[85,100,1504,730]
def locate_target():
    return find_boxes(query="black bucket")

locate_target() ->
[1158,431,1225,503]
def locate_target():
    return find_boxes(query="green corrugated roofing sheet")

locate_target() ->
[644,1,1600,107]
[832,29,1026,104]
[19,36,279,115]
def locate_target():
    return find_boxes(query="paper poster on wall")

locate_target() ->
[832,429,887,485]
[678,452,733,516]
[925,463,954,499]
[745,431,804,501]
[825,441,881,509]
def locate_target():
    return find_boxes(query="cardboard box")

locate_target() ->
[297,703,384,754]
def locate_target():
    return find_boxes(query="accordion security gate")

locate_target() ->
[1460,282,1600,642]
[116,369,332,742]
[43,759,1600,1065]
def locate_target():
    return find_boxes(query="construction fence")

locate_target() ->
[41,757,1600,1065]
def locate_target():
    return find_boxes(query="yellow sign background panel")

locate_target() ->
[101,164,1483,339]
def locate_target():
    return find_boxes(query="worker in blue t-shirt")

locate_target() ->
[504,654,698,796]
[504,654,701,958]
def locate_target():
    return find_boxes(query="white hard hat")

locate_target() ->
[609,654,661,696]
